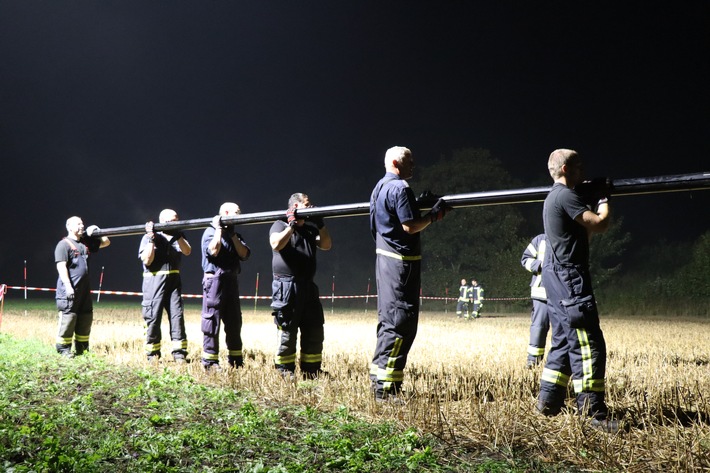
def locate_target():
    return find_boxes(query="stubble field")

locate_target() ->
[2,300,710,471]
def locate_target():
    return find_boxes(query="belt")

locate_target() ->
[143,270,180,277]
[376,248,422,261]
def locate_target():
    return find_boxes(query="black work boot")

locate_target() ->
[56,344,74,358]
[75,341,89,356]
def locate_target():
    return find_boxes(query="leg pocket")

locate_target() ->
[562,295,597,329]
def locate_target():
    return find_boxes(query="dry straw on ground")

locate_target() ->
[4,304,710,471]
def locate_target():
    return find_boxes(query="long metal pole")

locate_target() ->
[92,171,710,238]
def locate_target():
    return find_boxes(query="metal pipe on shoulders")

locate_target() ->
[91,171,710,238]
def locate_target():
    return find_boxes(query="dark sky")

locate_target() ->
[1,2,708,297]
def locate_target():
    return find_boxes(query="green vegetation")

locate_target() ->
[0,334,531,472]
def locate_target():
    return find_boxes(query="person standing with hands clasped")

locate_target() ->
[139,209,192,363]
[536,149,619,433]
[200,202,251,371]
[55,216,110,357]
[269,193,332,380]
[369,146,450,403]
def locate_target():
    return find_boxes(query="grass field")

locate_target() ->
[2,298,710,471]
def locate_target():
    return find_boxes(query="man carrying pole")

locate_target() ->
[54,216,110,357]
[139,209,192,363]
[269,193,332,380]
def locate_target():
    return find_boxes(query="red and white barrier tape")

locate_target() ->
[0,283,6,327]
[1,284,526,302]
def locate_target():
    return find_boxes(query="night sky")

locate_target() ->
[1,2,708,298]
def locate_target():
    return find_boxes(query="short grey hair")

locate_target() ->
[548,149,578,179]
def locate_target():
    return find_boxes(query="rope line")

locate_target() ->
[1,284,527,301]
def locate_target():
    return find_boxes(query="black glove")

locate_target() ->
[307,209,325,229]
[286,207,297,228]
[576,177,612,207]
[428,198,451,223]
[222,225,235,237]
[169,232,186,243]
[417,190,441,208]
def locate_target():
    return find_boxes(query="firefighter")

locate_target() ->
[54,216,110,357]
[455,278,470,318]
[200,202,251,371]
[269,193,332,380]
[521,233,549,368]
[138,209,192,362]
[469,279,484,319]
[369,146,450,403]
[536,148,619,433]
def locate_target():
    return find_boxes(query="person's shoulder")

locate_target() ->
[270,220,287,232]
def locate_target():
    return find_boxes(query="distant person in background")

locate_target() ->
[469,279,484,319]
[139,209,192,363]
[369,145,450,403]
[269,193,332,380]
[536,148,618,433]
[200,202,251,371]
[521,233,549,368]
[455,278,470,318]
[55,216,110,357]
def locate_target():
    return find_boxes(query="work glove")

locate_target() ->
[417,190,441,207]
[211,215,222,230]
[310,216,325,229]
[169,231,186,243]
[428,198,451,223]
[576,177,612,207]
[145,221,155,241]
[66,287,75,300]
[86,225,100,237]
[307,207,325,229]
[286,207,297,228]
[222,225,235,237]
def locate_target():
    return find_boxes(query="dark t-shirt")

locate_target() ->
[54,236,101,291]
[138,233,183,272]
[370,172,421,256]
[201,227,250,273]
[270,220,319,281]
[543,182,589,266]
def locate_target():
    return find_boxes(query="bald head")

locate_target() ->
[219,202,241,216]
[65,216,84,238]
[159,209,178,223]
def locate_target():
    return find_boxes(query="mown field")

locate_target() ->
[2,298,710,472]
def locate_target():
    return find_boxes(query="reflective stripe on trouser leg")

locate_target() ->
[541,368,570,387]
[371,252,420,395]
[145,341,162,354]
[572,328,605,393]
[166,275,187,354]
[275,325,297,371]
[142,273,165,355]
[528,345,545,357]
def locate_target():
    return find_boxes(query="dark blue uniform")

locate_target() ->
[538,183,609,419]
[369,172,421,398]
[200,227,251,368]
[270,220,324,376]
[139,232,188,360]
[521,234,550,366]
